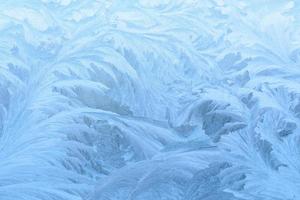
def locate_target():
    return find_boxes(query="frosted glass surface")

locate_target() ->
[0,1,300,199]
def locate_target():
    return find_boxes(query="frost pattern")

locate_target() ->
[0,1,300,200]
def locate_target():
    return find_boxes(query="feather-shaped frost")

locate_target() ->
[0,0,300,200]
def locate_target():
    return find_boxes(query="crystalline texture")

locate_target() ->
[0,1,300,200]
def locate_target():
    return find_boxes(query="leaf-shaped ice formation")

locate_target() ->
[0,0,300,200]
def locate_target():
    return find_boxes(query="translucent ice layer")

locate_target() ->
[0,1,300,200]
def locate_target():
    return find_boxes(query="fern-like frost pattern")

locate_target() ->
[0,0,300,200]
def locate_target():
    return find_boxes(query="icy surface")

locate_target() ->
[0,1,300,200]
